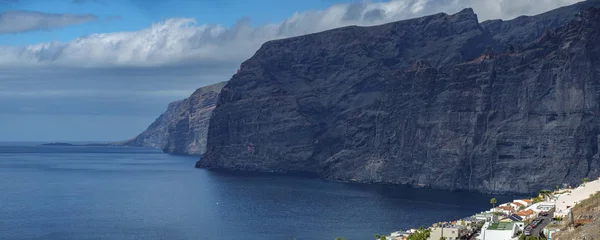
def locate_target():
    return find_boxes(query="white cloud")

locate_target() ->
[0,89,192,98]
[0,0,582,68]
[0,0,587,141]
[0,11,98,34]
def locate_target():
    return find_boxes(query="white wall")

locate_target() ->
[481,223,518,240]
[483,230,514,240]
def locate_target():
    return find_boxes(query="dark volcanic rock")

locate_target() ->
[122,81,226,155]
[201,8,489,169]
[481,0,600,45]
[200,4,600,194]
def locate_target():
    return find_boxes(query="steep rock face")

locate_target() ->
[481,0,600,45]
[123,81,226,155]
[122,100,184,149]
[162,82,227,154]
[202,8,488,169]
[201,6,600,194]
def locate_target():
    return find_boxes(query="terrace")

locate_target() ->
[487,222,514,231]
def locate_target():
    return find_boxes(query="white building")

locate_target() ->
[506,202,526,211]
[387,231,407,240]
[475,212,495,222]
[478,222,519,240]
[428,226,467,240]
[535,202,555,212]
[495,205,514,215]
[513,199,533,207]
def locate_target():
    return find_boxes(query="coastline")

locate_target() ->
[195,163,536,196]
[380,177,600,240]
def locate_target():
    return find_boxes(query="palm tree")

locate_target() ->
[490,198,497,208]
[335,237,346,240]
[583,177,589,186]
[539,189,553,201]
[375,234,381,239]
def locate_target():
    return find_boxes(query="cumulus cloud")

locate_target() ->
[0,0,582,68]
[0,11,98,34]
[0,0,586,141]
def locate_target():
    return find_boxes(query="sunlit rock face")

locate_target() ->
[123,81,226,155]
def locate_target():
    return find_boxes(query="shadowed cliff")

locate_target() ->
[200,3,600,194]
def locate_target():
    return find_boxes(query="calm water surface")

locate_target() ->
[0,143,514,240]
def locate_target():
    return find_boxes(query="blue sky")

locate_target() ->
[0,0,582,141]
[0,0,358,45]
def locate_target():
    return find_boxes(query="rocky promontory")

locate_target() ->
[122,81,226,155]
[199,2,600,194]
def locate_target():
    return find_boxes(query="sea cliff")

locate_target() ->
[122,81,226,155]
[199,2,600,194]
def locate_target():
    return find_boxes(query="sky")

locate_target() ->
[0,0,583,142]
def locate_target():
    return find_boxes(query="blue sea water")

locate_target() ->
[0,143,514,240]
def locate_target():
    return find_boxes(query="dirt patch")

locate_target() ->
[553,192,600,240]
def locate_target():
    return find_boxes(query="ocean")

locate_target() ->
[0,143,514,240]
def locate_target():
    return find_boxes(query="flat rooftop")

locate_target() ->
[487,222,514,231]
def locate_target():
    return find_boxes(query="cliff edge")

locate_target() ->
[200,4,600,194]
[122,81,226,155]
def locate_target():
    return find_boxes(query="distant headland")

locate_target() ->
[39,142,115,147]
[40,142,74,146]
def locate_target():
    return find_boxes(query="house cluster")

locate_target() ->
[384,220,478,240]
[477,199,554,240]
[386,229,420,240]
[380,177,600,240]
[428,221,476,240]
[493,199,552,221]
[381,197,556,240]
